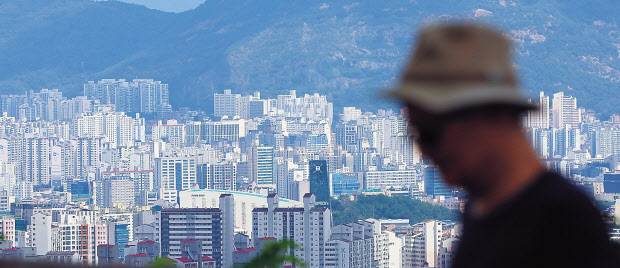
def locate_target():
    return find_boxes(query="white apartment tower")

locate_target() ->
[252,193,331,267]
[214,90,241,117]
[155,157,197,204]
[325,220,381,268]
[525,91,550,129]
[552,91,581,129]
[402,220,443,268]
[30,213,53,256]
[73,111,140,148]
[52,211,107,265]
[75,137,103,177]
[9,138,54,185]
[102,175,136,207]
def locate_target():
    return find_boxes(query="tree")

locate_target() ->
[331,194,460,225]
[147,258,176,268]
[238,239,305,268]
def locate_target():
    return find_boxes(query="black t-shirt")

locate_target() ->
[451,172,620,268]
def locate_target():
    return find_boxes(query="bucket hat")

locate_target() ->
[386,23,536,114]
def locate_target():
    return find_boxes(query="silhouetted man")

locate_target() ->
[387,23,619,267]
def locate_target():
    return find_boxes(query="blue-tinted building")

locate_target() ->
[14,219,26,232]
[424,166,453,198]
[109,223,130,258]
[603,173,620,194]
[330,173,361,196]
[70,180,89,195]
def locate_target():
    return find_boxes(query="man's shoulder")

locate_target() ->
[534,172,594,206]
[533,172,608,235]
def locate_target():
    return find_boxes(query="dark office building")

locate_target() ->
[159,208,222,265]
[309,160,330,204]
[159,195,234,267]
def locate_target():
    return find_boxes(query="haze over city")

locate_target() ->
[0,1,619,267]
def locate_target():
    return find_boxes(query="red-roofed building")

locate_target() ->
[125,240,160,266]
[175,257,195,263]
[130,253,148,257]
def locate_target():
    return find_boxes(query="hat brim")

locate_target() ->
[384,82,537,114]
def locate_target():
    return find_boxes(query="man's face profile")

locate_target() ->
[406,104,516,189]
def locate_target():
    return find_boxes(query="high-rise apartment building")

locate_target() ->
[201,120,246,143]
[402,220,443,268]
[75,137,103,178]
[52,211,107,264]
[249,144,274,186]
[84,79,171,114]
[252,193,331,267]
[196,162,237,190]
[525,92,550,129]
[152,120,186,147]
[325,220,383,268]
[156,194,234,267]
[102,175,136,207]
[592,128,620,158]
[155,157,196,204]
[0,161,17,197]
[73,111,142,148]
[552,91,581,129]
[9,138,55,185]
[30,213,52,256]
[214,90,241,117]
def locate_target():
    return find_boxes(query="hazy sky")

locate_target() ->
[116,0,206,13]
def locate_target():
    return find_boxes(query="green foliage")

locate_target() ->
[330,195,460,225]
[237,239,305,268]
[147,257,176,268]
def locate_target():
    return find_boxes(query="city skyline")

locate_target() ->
[0,81,616,267]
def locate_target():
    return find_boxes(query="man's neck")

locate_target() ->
[469,136,545,218]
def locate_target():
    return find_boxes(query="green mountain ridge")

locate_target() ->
[0,0,619,116]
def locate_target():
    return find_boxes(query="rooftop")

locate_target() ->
[161,208,221,213]
[202,256,215,261]
[274,207,304,212]
[102,170,154,173]
[45,252,76,256]
[130,254,148,257]
[175,257,195,263]
[184,189,296,203]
